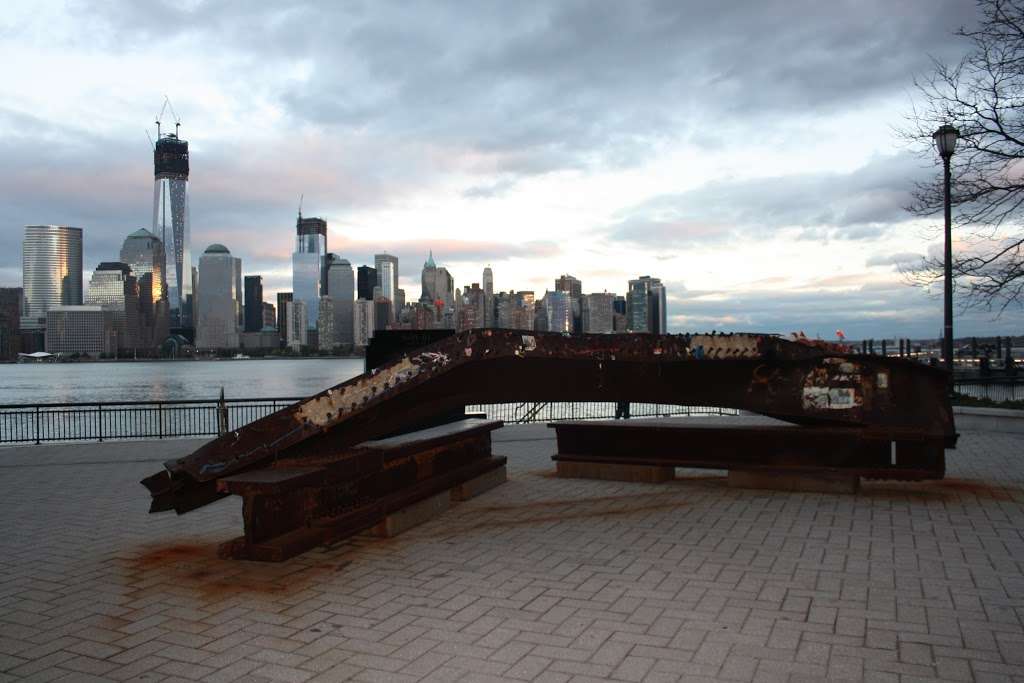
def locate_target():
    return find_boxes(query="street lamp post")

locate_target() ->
[933,124,959,395]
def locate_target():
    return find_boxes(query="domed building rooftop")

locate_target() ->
[204,243,231,255]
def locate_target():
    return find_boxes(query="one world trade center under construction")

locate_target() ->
[152,111,193,332]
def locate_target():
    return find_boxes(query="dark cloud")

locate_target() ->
[67,1,975,180]
[611,152,932,246]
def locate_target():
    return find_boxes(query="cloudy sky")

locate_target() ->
[2,0,1018,338]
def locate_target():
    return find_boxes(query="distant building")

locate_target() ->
[458,283,487,331]
[357,265,377,301]
[482,267,494,326]
[0,287,23,359]
[627,276,667,334]
[262,301,276,329]
[373,297,393,331]
[85,262,140,350]
[326,255,354,346]
[286,300,308,351]
[293,214,327,330]
[374,254,398,320]
[239,330,279,350]
[545,290,573,333]
[153,126,193,329]
[317,296,336,350]
[243,275,264,332]
[582,292,615,333]
[276,292,292,342]
[45,305,116,356]
[555,274,582,299]
[195,244,241,350]
[353,299,374,347]
[119,228,167,346]
[22,225,83,333]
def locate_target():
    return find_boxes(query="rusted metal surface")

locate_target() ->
[143,330,955,515]
[214,418,505,561]
[550,421,945,480]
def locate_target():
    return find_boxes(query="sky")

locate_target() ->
[1,0,1020,339]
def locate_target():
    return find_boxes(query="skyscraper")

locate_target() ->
[482,266,494,327]
[152,125,192,330]
[374,254,398,320]
[85,262,140,350]
[120,227,168,345]
[21,225,83,332]
[243,275,264,332]
[582,292,615,334]
[0,288,22,359]
[357,266,377,301]
[194,244,241,349]
[326,255,354,346]
[276,292,292,341]
[293,214,327,330]
[627,276,667,334]
[555,274,582,299]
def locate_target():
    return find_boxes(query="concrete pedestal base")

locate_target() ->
[555,461,674,483]
[373,491,451,538]
[728,470,860,494]
[451,466,507,501]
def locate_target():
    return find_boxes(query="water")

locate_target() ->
[0,358,366,405]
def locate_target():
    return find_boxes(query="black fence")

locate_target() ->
[0,397,738,445]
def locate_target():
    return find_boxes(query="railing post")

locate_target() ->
[158,403,164,439]
[97,404,103,442]
[34,406,40,445]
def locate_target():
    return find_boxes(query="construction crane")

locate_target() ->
[155,96,181,139]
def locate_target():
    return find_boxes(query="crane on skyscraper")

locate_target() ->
[155,96,181,139]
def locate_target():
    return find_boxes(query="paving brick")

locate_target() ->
[0,424,1021,683]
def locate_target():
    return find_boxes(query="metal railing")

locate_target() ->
[953,378,1024,402]
[0,397,304,445]
[0,397,738,445]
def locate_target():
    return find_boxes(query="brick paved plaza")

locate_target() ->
[1,420,1023,682]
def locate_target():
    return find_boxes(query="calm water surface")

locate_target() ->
[0,358,366,404]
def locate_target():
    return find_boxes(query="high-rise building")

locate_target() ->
[482,266,494,327]
[21,225,83,332]
[286,299,308,351]
[195,244,241,349]
[326,255,354,346]
[627,276,667,334]
[545,290,573,333]
[120,228,167,345]
[85,262,140,350]
[582,292,615,334]
[374,254,398,320]
[45,305,116,356]
[353,299,374,347]
[293,214,327,330]
[0,288,22,359]
[458,283,486,331]
[357,266,377,301]
[276,292,292,341]
[262,301,276,329]
[317,296,336,350]
[152,125,192,330]
[120,228,165,305]
[555,274,582,299]
[243,275,264,332]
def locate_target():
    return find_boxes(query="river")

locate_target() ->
[0,358,366,405]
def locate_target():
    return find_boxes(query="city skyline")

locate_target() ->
[1,1,1022,338]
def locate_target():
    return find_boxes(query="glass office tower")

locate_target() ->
[292,215,327,330]
[152,130,192,330]
[21,225,83,331]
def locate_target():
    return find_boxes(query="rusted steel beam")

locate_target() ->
[216,418,505,561]
[142,330,954,514]
[550,421,945,480]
